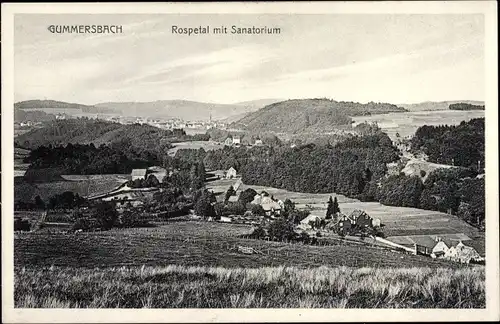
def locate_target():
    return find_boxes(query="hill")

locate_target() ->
[230,99,407,133]
[95,100,261,121]
[13,118,194,153]
[14,100,113,114]
[398,100,485,112]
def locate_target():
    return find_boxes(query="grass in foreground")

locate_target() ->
[15,265,484,308]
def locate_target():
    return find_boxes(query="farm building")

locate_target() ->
[225,167,237,179]
[260,196,282,217]
[131,169,148,181]
[444,241,484,263]
[349,209,373,228]
[299,213,326,229]
[337,213,354,235]
[254,139,263,145]
[147,166,167,183]
[232,136,241,145]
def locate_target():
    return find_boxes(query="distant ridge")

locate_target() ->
[230,98,407,134]
[15,100,114,114]
[398,100,485,112]
[95,100,262,121]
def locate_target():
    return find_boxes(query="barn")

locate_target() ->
[131,169,148,181]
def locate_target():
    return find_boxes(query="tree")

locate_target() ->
[224,185,236,204]
[333,196,340,214]
[34,195,45,210]
[267,218,296,241]
[194,190,216,219]
[238,188,257,205]
[326,196,334,219]
[146,174,160,187]
[92,201,118,230]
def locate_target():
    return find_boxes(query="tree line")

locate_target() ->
[410,118,484,170]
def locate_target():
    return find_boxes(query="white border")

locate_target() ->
[2,2,499,323]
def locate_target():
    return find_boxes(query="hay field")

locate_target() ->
[15,265,485,308]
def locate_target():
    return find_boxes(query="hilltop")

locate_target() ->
[14,100,112,114]
[230,98,407,133]
[95,100,261,121]
[14,118,203,151]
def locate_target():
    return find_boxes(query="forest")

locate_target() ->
[410,118,484,169]
[14,118,207,154]
[449,103,485,110]
[24,143,159,175]
[179,128,484,229]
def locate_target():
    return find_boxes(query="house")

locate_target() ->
[444,241,484,263]
[233,136,241,145]
[260,196,282,217]
[131,169,148,181]
[337,213,354,235]
[225,167,237,179]
[431,239,452,258]
[349,209,372,228]
[220,216,232,223]
[299,213,326,229]
[224,137,233,146]
[254,139,263,145]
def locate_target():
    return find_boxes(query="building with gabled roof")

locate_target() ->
[131,169,148,181]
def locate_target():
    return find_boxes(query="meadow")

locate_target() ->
[15,221,463,269]
[351,110,485,140]
[15,264,485,308]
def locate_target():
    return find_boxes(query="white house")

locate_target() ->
[444,241,484,263]
[220,216,232,223]
[233,136,241,145]
[430,240,450,258]
[225,167,237,179]
[254,139,263,145]
[131,169,148,181]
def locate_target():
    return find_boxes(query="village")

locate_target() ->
[28,162,481,266]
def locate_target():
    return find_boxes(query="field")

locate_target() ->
[15,221,464,269]
[167,141,225,156]
[15,174,129,203]
[352,110,485,140]
[15,265,484,308]
[207,178,484,250]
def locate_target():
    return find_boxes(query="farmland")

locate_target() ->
[167,141,225,156]
[352,110,485,140]
[15,174,129,203]
[15,221,463,269]
[208,179,482,238]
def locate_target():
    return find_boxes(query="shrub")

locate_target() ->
[14,218,31,231]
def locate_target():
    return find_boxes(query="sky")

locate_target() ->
[14,14,485,105]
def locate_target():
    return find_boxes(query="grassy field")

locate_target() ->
[351,110,485,140]
[14,174,128,203]
[167,141,224,156]
[14,265,485,308]
[15,221,467,269]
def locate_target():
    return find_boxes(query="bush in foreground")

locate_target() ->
[15,265,484,308]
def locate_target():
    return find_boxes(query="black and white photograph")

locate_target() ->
[2,1,499,322]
